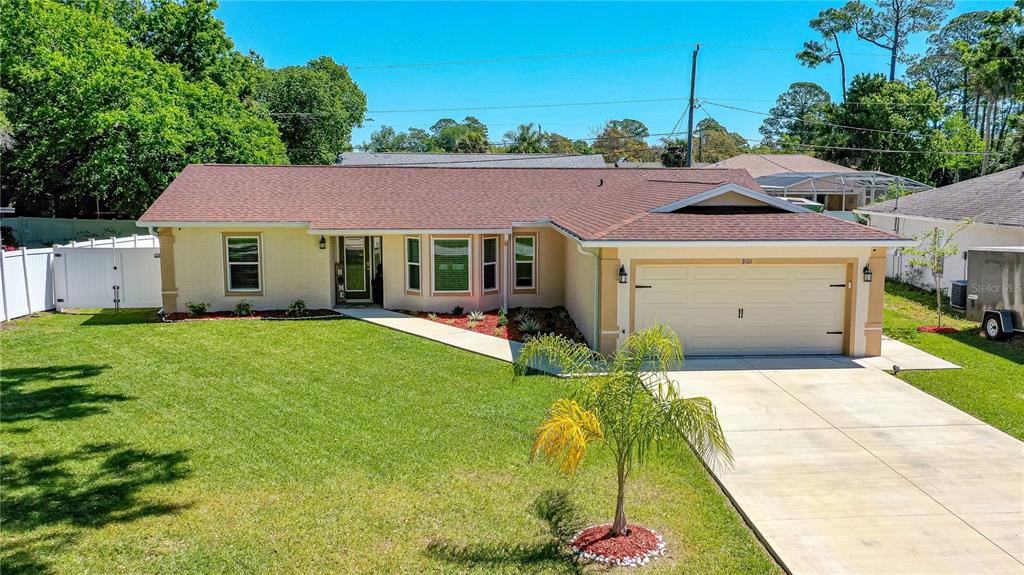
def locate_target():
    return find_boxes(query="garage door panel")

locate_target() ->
[634,263,846,356]
[694,266,741,280]
[638,265,690,281]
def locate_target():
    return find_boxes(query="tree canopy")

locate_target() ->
[1,0,288,217]
[1,0,366,217]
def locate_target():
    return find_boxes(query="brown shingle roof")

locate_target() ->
[857,165,1024,228]
[704,154,855,179]
[138,164,905,243]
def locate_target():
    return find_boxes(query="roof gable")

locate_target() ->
[651,183,808,213]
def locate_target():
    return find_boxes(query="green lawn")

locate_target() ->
[883,281,1024,440]
[1,310,779,575]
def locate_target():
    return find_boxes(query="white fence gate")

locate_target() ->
[0,248,56,321]
[53,240,161,310]
[0,234,161,321]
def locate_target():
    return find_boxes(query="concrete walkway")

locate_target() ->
[337,307,524,363]
[855,336,961,371]
[673,357,1023,575]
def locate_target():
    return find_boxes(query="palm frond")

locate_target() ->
[513,333,604,378]
[531,399,604,475]
[612,325,683,376]
[666,395,734,472]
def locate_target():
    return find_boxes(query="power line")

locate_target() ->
[696,103,988,157]
[343,41,916,71]
[702,99,933,137]
[348,43,698,70]
[367,97,688,114]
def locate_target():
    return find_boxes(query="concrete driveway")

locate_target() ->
[672,356,1024,575]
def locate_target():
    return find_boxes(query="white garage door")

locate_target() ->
[634,264,848,355]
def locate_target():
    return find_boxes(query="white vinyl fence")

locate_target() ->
[0,234,160,321]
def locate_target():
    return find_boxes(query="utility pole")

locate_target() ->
[685,44,700,167]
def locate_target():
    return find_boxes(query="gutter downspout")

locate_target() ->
[575,241,601,349]
[503,233,510,312]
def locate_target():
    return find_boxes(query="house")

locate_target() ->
[855,166,1024,292]
[138,165,912,357]
[337,152,608,167]
[705,154,930,211]
[705,154,856,179]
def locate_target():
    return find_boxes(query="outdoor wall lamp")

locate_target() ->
[318,235,327,250]
[618,265,628,284]
[863,264,873,283]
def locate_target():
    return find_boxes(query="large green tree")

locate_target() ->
[797,8,855,101]
[810,74,980,183]
[1,0,287,217]
[907,11,991,118]
[257,57,366,164]
[956,1,1024,173]
[760,82,832,147]
[593,119,655,162]
[694,118,748,163]
[502,123,546,153]
[845,0,955,81]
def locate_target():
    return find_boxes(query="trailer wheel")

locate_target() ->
[983,315,1006,340]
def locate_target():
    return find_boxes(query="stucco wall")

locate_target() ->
[508,227,566,309]
[172,227,333,312]
[563,240,598,347]
[613,244,879,356]
[382,233,503,313]
[866,214,1024,291]
[381,228,569,313]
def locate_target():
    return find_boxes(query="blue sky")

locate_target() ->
[218,1,1003,148]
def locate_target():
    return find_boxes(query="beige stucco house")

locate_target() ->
[856,166,1024,292]
[138,164,913,357]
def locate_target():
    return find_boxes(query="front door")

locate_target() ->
[342,236,371,301]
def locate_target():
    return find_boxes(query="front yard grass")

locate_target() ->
[1,310,779,574]
[883,281,1024,440]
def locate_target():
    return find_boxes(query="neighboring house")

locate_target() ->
[706,154,856,179]
[337,152,607,167]
[139,165,911,357]
[855,166,1024,292]
[706,154,930,211]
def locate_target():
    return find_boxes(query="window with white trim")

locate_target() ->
[432,238,471,293]
[514,235,535,289]
[482,237,498,292]
[226,236,260,292]
[405,236,421,292]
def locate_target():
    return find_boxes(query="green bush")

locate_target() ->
[287,299,308,318]
[233,299,252,317]
[185,301,209,317]
[467,310,485,322]
[451,305,464,316]
[497,307,508,327]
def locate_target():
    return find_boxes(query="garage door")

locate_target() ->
[634,264,848,355]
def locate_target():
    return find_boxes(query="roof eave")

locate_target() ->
[576,239,916,248]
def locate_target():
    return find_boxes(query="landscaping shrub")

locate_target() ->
[451,305,464,315]
[287,299,308,317]
[185,301,209,317]
[233,299,252,317]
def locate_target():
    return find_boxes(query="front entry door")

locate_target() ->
[342,236,371,301]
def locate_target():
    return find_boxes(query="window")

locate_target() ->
[406,236,421,292]
[225,235,260,292]
[514,235,535,289]
[482,237,498,292]
[432,238,470,293]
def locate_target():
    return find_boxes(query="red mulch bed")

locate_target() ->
[412,306,586,343]
[163,309,337,322]
[916,325,959,333]
[571,524,665,566]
